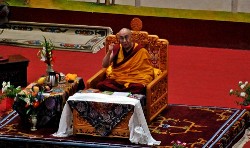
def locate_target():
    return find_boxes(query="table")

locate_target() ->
[13,77,85,128]
[70,91,146,137]
[0,54,29,88]
[53,93,161,146]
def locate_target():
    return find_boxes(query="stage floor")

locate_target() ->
[0,102,249,148]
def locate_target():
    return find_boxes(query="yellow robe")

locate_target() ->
[107,43,154,87]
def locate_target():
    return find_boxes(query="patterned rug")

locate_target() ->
[0,103,249,148]
[0,21,112,53]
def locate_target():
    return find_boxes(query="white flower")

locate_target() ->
[240,92,246,97]
[2,81,6,87]
[239,81,243,85]
[7,81,10,87]
[240,84,246,89]
[1,81,10,93]
[2,81,7,93]
[230,89,233,93]
[245,81,249,85]
[2,86,7,93]
[24,97,31,105]
[40,48,47,61]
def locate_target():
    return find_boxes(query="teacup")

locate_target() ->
[59,72,65,82]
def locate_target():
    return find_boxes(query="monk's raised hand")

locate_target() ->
[108,43,115,52]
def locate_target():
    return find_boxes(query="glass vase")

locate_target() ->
[30,114,38,131]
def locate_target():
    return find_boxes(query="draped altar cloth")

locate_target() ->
[52,93,161,146]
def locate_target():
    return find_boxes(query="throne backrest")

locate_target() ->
[105,19,169,72]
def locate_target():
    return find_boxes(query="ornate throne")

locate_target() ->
[72,18,169,137]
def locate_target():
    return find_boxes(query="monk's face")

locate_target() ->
[118,29,132,50]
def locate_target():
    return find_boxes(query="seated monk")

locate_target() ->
[96,28,154,94]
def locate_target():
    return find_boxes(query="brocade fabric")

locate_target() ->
[68,100,133,136]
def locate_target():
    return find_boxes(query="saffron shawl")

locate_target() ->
[107,43,154,86]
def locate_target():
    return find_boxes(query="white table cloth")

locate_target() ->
[52,93,161,146]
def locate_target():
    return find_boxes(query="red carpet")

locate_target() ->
[1,44,250,109]
[168,46,250,109]
[0,104,248,148]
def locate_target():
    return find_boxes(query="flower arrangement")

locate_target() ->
[1,81,21,99]
[18,89,45,115]
[229,81,250,106]
[171,140,187,148]
[37,36,55,68]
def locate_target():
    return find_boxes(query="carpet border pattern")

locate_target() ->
[202,108,249,147]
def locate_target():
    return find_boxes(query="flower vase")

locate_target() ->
[30,114,38,131]
[46,64,54,75]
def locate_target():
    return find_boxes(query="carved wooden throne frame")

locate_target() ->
[73,18,169,137]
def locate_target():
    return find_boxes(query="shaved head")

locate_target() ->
[118,28,131,36]
[118,28,133,50]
